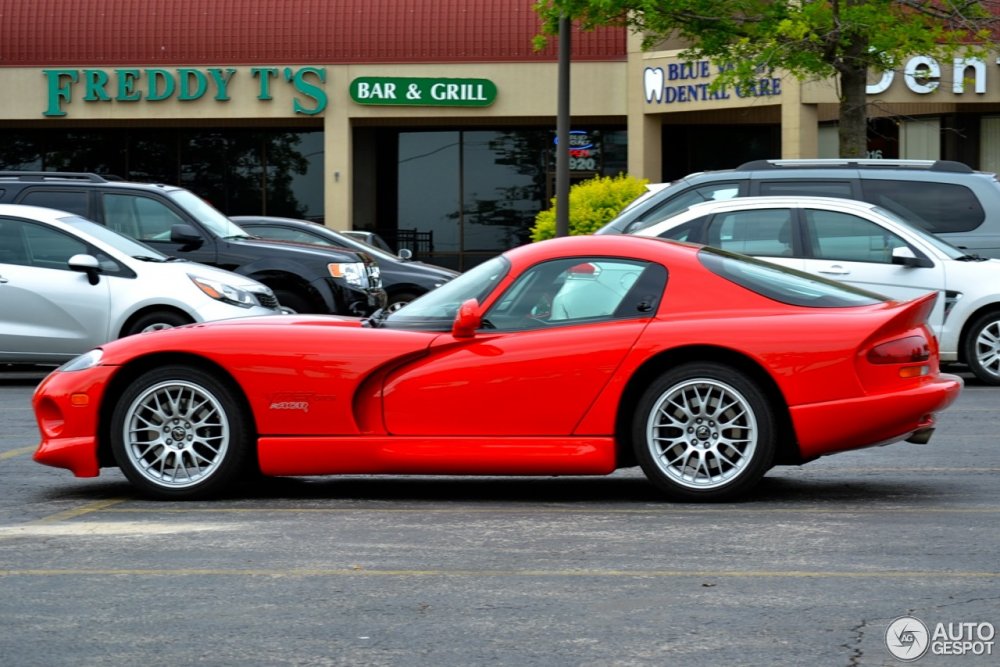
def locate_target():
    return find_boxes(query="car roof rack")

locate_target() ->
[0,171,111,182]
[736,159,975,173]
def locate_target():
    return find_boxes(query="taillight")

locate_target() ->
[867,335,931,378]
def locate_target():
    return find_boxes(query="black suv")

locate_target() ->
[0,172,385,315]
[598,159,1000,258]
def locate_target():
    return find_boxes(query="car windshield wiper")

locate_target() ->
[956,253,986,261]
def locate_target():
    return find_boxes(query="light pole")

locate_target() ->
[555,15,571,237]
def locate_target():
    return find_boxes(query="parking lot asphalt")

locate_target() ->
[1,368,998,666]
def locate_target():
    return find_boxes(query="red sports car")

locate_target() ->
[32,235,962,501]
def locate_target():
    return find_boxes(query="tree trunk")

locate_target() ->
[838,65,869,158]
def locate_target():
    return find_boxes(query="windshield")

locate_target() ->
[383,255,510,328]
[872,205,968,259]
[167,189,249,239]
[62,215,170,260]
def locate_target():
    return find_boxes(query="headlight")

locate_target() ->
[328,262,368,288]
[59,349,104,372]
[189,274,256,308]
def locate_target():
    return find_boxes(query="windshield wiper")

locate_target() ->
[956,253,986,261]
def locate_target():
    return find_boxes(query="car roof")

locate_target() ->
[681,195,881,213]
[502,233,697,269]
[0,202,87,225]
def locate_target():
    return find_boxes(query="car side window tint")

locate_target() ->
[627,182,740,233]
[1,219,87,270]
[18,189,90,217]
[705,209,795,257]
[103,193,185,241]
[758,180,854,198]
[486,258,665,331]
[860,180,984,234]
[804,209,908,263]
[252,225,333,246]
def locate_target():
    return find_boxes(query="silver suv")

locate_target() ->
[598,159,1000,258]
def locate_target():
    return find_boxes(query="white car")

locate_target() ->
[631,195,1000,384]
[0,204,280,364]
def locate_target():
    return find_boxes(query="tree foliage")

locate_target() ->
[532,173,649,240]
[534,0,1000,157]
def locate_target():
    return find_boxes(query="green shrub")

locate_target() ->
[531,174,649,241]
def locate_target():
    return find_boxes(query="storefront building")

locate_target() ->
[4,1,1000,269]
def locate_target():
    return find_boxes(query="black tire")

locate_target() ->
[110,365,253,500]
[633,362,776,502]
[122,310,192,337]
[386,291,420,312]
[963,311,1000,385]
[273,289,313,314]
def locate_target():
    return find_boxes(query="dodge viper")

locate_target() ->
[32,235,963,501]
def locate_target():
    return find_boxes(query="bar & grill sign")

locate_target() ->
[350,77,496,107]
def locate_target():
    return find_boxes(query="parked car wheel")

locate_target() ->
[110,365,252,499]
[633,362,776,501]
[387,291,419,312]
[964,310,1000,385]
[123,310,193,336]
[273,289,313,314]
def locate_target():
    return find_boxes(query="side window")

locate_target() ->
[9,221,91,271]
[485,258,666,330]
[705,209,795,257]
[252,225,333,246]
[18,189,90,217]
[656,216,707,243]
[860,180,984,234]
[804,209,908,263]
[0,217,29,265]
[758,180,854,198]
[103,193,186,241]
[627,182,741,233]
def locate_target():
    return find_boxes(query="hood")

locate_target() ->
[228,235,362,262]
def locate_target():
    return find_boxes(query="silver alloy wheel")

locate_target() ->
[120,380,230,489]
[974,318,1000,379]
[645,378,758,490]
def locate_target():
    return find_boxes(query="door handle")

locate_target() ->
[818,265,849,275]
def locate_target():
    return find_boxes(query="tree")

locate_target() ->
[532,173,648,240]
[534,0,999,157]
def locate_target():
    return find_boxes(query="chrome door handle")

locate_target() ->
[818,265,849,275]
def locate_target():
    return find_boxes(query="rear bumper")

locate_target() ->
[790,373,963,460]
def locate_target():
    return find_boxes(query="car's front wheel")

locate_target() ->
[964,311,1000,385]
[110,365,252,499]
[123,310,192,336]
[633,362,776,502]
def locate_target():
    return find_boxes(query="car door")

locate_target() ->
[0,216,112,360]
[382,257,668,436]
[798,207,947,328]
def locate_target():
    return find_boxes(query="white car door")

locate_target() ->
[0,218,113,361]
[798,208,947,329]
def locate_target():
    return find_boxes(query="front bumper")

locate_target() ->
[32,365,116,478]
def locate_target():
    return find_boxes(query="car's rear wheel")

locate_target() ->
[110,365,252,500]
[963,311,1000,385]
[633,362,775,502]
[123,310,192,336]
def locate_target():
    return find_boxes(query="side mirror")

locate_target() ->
[68,253,102,285]
[451,298,481,339]
[891,246,933,268]
[398,248,413,261]
[170,223,203,245]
